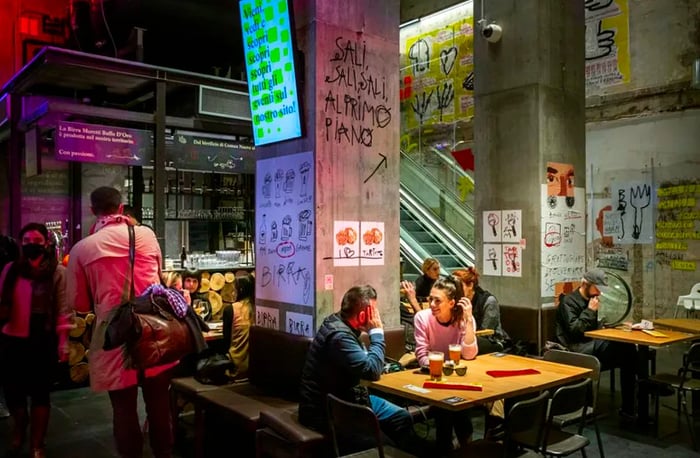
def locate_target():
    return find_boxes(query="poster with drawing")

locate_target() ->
[483,244,501,276]
[541,185,586,297]
[501,210,522,243]
[333,221,360,267]
[611,180,654,244]
[256,152,314,307]
[502,244,522,277]
[286,311,313,337]
[360,222,385,266]
[256,305,280,330]
[585,0,630,91]
[483,210,502,243]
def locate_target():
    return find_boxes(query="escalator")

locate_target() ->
[399,150,475,279]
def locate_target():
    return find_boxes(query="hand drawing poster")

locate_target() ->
[541,184,586,297]
[501,210,522,243]
[585,0,630,91]
[483,244,501,276]
[333,220,360,267]
[256,305,279,330]
[360,221,385,266]
[611,180,654,244]
[502,244,522,277]
[256,151,314,306]
[483,210,502,243]
[286,311,314,337]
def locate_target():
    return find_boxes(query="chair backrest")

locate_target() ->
[326,393,384,458]
[681,343,700,382]
[543,350,601,409]
[504,390,550,453]
[543,378,592,447]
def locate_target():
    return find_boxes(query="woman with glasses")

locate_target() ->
[413,276,478,455]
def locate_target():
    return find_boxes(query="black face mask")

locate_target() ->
[22,243,46,261]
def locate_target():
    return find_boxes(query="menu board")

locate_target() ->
[240,0,303,146]
[170,131,255,173]
[55,121,153,166]
[256,151,314,306]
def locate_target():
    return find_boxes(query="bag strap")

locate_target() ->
[120,225,136,303]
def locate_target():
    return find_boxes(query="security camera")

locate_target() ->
[481,23,503,43]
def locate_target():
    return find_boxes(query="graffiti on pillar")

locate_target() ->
[546,162,576,209]
[584,0,630,90]
[323,37,393,148]
[502,244,522,277]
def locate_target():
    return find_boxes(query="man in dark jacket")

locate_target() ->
[299,285,425,455]
[555,269,638,419]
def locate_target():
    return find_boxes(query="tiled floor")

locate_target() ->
[1,343,700,457]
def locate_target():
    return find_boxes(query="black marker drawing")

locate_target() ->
[436,81,454,122]
[408,39,430,74]
[586,21,615,60]
[259,214,267,246]
[616,189,626,240]
[487,213,499,237]
[299,162,311,197]
[584,0,614,12]
[262,173,272,199]
[281,215,293,241]
[439,46,458,75]
[298,210,312,241]
[504,212,518,238]
[411,90,434,124]
[274,169,284,198]
[284,169,295,194]
[364,153,387,184]
[270,220,278,242]
[629,184,651,240]
[462,71,474,91]
[487,247,498,271]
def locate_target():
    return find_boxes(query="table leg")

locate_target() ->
[637,345,651,424]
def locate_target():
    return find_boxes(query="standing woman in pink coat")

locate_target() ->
[0,223,72,458]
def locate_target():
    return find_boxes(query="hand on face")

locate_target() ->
[588,296,600,311]
[365,303,383,331]
[457,297,473,319]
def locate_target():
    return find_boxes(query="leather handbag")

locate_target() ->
[104,225,194,370]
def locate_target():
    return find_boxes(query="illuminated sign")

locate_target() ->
[240,0,303,146]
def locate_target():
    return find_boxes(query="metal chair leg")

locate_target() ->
[682,392,697,451]
[593,421,605,458]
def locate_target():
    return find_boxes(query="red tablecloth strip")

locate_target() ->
[486,369,540,378]
[422,381,483,391]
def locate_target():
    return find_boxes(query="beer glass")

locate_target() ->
[448,344,462,364]
[428,351,444,381]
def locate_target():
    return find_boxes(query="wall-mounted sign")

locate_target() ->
[170,132,255,173]
[55,121,153,166]
[240,0,303,146]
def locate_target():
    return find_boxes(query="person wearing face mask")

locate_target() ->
[0,223,72,458]
[413,276,478,455]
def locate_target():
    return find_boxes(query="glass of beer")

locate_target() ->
[428,351,444,381]
[449,344,462,364]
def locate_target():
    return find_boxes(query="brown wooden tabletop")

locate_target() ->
[584,327,699,346]
[653,318,700,334]
[363,353,591,412]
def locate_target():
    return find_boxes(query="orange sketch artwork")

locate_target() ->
[335,227,358,245]
[362,228,383,245]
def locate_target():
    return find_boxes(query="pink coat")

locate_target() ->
[66,219,164,392]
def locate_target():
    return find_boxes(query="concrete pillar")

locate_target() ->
[473,1,586,312]
[254,0,401,333]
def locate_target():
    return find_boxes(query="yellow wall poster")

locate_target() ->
[400,16,474,131]
[585,0,631,91]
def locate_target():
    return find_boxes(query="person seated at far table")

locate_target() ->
[222,274,254,380]
[299,285,430,457]
[162,271,191,305]
[414,257,442,302]
[555,269,639,420]
[414,276,478,455]
[453,267,510,354]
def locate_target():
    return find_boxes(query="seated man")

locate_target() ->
[299,285,427,456]
[555,269,638,419]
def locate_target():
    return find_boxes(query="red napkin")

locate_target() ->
[486,369,540,378]
[423,381,483,391]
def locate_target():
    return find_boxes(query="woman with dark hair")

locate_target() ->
[453,266,509,354]
[413,276,477,454]
[222,274,254,380]
[0,223,72,458]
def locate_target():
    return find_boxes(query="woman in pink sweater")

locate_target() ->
[412,275,478,455]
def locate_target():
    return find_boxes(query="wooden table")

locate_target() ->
[585,327,699,423]
[653,318,700,334]
[364,353,591,412]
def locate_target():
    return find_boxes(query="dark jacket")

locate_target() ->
[555,289,598,351]
[298,313,385,432]
[414,274,437,301]
[472,287,509,344]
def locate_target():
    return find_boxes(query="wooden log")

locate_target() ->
[69,362,90,383]
[69,341,86,366]
[70,316,86,338]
